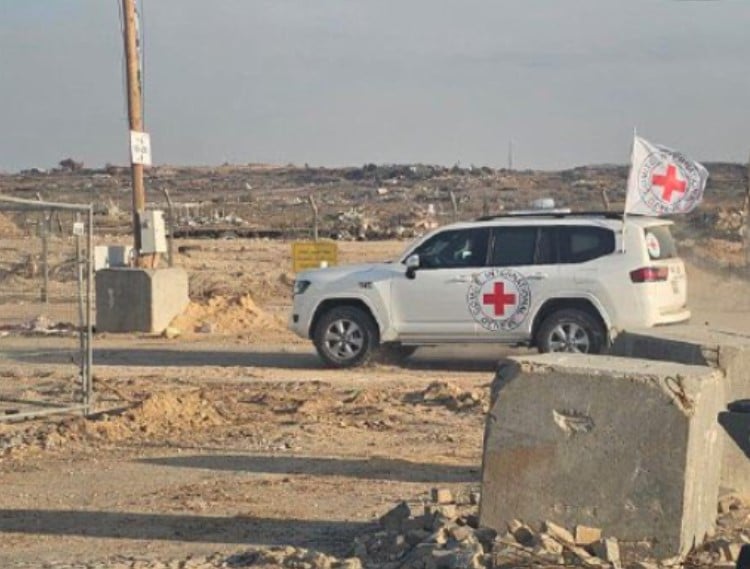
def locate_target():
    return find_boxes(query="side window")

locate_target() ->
[489,227,538,267]
[411,228,489,269]
[558,226,615,264]
[536,228,557,264]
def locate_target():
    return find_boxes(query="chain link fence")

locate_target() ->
[0,196,92,421]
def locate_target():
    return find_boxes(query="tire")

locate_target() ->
[536,308,605,354]
[376,343,418,365]
[313,306,379,368]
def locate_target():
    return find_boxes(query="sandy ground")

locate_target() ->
[0,239,748,567]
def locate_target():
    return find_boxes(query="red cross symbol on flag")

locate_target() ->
[651,164,687,202]
[482,281,517,316]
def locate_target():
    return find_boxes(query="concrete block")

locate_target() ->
[575,525,602,546]
[718,410,750,499]
[509,519,536,546]
[612,325,750,496]
[592,538,621,567]
[480,354,725,559]
[431,488,454,504]
[544,520,575,545]
[611,325,750,400]
[95,268,189,333]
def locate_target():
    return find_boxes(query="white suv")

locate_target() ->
[289,212,690,368]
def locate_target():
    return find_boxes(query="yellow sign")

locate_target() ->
[291,241,338,272]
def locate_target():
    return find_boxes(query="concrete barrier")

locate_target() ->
[612,325,750,497]
[95,267,189,333]
[480,354,724,559]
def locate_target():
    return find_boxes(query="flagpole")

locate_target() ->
[622,128,637,254]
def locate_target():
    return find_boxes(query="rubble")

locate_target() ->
[345,487,488,569]
[0,315,77,336]
[481,355,725,558]
[575,525,603,546]
[404,381,487,413]
[431,488,454,505]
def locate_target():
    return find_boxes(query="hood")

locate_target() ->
[297,263,390,283]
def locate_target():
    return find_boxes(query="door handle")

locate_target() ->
[528,272,548,280]
[446,276,471,284]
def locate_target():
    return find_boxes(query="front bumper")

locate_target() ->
[288,295,316,338]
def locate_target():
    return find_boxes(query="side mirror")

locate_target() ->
[405,254,420,280]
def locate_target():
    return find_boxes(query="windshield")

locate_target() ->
[396,232,434,263]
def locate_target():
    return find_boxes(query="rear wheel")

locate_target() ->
[536,309,605,354]
[313,306,379,368]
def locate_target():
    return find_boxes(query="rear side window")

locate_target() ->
[644,225,677,260]
[490,227,538,267]
[558,226,615,264]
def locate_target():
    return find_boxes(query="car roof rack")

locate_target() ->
[474,210,626,221]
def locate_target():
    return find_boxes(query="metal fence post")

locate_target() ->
[85,205,94,414]
[41,214,49,303]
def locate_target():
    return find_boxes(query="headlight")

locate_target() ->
[293,280,311,295]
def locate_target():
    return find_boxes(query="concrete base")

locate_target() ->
[612,325,750,497]
[480,354,724,559]
[95,268,189,333]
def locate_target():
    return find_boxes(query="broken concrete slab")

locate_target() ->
[480,353,725,559]
[612,325,750,497]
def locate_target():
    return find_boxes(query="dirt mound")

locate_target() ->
[1,390,227,455]
[61,390,226,445]
[405,381,487,412]
[0,212,21,237]
[170,293,285,336]
[188,270,293,305]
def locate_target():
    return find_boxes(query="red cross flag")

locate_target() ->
[624,135,708,216]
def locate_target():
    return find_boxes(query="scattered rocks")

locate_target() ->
[719,493,748,514]
[543,520,575,546]
[591,537,621,568]
[350,486,488,569]
[405,381,487,413]
[161,326,181,339]
[493,520,625,569]
[576,525,603,546]
[379,501,411,532]
[431,488,454,505]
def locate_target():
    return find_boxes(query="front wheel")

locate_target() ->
[313,306,379,368]
[536,309,605,354]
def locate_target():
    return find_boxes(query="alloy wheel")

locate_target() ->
[547,322,591,353]
[323,318,365,361]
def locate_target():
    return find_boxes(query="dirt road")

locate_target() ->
[1,239,749,567]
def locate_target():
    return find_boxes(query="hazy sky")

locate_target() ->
[1,1,749,171]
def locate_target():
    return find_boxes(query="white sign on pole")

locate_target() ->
[130,130,152,166]
[72,221,85,236]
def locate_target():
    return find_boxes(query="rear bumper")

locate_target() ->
[653,307,691,326]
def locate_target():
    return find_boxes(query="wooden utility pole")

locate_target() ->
[122,0,145,255]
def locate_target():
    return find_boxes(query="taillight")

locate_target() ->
[630,267,669,283]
